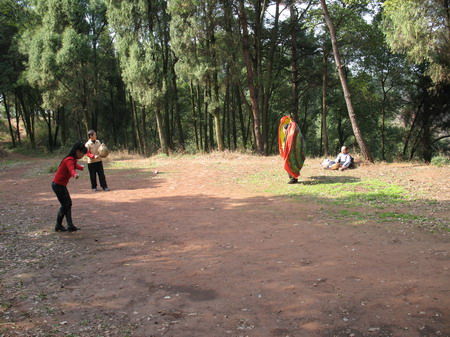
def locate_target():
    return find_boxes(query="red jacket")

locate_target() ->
[53,157,84,186]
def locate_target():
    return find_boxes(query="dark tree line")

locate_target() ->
[0,0,448,162]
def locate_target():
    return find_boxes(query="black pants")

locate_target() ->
[52,182,73,227]
[88,161,108,189]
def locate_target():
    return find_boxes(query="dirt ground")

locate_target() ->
[0,153,449,337]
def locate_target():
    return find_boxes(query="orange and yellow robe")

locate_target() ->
[278,116,306,178]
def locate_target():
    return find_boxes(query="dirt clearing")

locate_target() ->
[1,153,449,337]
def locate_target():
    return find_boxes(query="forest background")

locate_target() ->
[0,0,449,163]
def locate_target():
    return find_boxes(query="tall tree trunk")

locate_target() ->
[92,44,99,132]
[2,93,16,147]
[197,85,204,151]
[123,92,129,148]
[163,91,173,150]
[223,0,237,150]
[110,88,117,146]
[209,112,215,150]
[320,0,373,162]
[212,101,225,151]
[204,86,209,151]
[403,98,423,157]
[53,108,60,148]
[135,104,144,154]
[290,2,300,122]
[410,96,437,162]
[155,106,169,155]
[129,94,138,150]
[422,117,433,163]
[381,106,386,160]
[82,78,90,132]
[222,85,228,148]
[14,94,21,145]
[141,106,147,155]
[206,1,225,152]
[236,86,247,149]
[75,110,83,141]
[231,86,237,149]
[321,48,329,157]
[60,105,67,144]
[190,81,199,151]
[212,72,225,150]
[239,0,264,154]
[380,66,390,161]
[171,60,185,150]
[261,0,279,154]
[224,81,231,149]
[381,100,386,161]
[42,109,54,151]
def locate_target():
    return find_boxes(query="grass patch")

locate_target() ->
[326,208,449,232]
[339,210,364,217]
[105,159,158,170]
[23,160,59,178]
[344,181,408,205]
[0,302,12,310]
[378,212,421,220]
[238,169,410,208]
[47,162,59,174]
[0,159,23,170]
[6,144,52,158]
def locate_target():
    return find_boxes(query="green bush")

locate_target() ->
[431,155,450,167]
[47,162,59,173]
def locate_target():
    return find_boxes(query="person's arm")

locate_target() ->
[86,149,95,159]
[76,162,84,170]
[335,153,341,162]
[66,158,79,178]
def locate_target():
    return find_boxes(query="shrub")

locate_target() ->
[47,162,59,173]
[431,155,450,167]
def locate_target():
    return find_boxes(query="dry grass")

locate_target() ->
[104,149,146,161]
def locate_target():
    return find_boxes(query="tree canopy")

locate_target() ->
[0,0,448,162]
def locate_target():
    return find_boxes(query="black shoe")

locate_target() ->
[103,187,110,191]
[67,225,80,232]
[55,225,67,232]
[288,178,298,184]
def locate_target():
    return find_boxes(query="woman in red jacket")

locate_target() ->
[52,141,87,232]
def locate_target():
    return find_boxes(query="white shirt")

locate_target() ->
[335,153,352,167]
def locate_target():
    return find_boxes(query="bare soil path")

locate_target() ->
[1,153,449,337]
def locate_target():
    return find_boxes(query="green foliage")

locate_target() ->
[107,0,168,107]
[47,161,59,173]
[383,0,450,84]
[0,0,446,162]
[431,155,450,167]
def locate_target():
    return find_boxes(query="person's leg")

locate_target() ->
[61,187,79,232]
[287,174,298,184]
[88,163,97,190]
[97,161,108,190]
[66,208,79,231]
[52,182,70,231]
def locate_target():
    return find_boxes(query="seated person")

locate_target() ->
[334,146,352,171]
[321,146,353,170]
